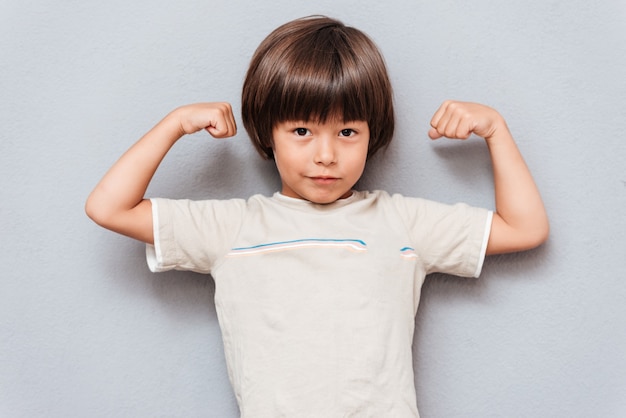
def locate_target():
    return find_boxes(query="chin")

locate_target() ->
[307,191,351,205]
[309,197,338,205]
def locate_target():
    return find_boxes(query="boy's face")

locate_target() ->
[272,119,369,204]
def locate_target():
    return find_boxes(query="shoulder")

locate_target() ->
[361,191,491,230]
[357,190,434,212]
[152,195,262,210]
[150,196,260,230]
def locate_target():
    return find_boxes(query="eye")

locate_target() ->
[294,127,310,136]
[339,129,355,137]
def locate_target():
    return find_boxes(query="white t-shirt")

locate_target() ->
[147,190,492,417]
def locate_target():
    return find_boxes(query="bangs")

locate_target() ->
[271,40,371,124]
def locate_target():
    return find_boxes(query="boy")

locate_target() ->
[86,15,548,417]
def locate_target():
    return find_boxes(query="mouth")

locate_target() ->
[309,176,340,185]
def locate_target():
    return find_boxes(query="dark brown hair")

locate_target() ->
[241,16,394,160]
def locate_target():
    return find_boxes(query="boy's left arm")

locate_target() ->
[429,101,549,255]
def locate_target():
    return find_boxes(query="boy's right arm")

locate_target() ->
[85,102,237,244]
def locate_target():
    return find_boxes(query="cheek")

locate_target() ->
[354,158,367,178]
[348,144,369,171]
[273,147,300,175]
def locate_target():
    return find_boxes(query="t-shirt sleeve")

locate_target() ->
[146,198,246,273]
[391,194,492,278]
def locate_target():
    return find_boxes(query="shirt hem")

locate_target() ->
[473,210,493,277]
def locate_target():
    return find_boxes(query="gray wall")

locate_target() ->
[1,1,625,417]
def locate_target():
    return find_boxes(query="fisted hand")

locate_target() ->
[428,100,506,141]
[176,102,237,138]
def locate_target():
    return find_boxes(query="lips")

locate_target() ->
[310,176,339,185]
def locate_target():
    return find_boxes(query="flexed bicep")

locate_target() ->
[86,102,236,244]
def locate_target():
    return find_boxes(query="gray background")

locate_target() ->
[1,0,625,417]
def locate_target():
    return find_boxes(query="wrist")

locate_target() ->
[483,115,510,144]
[160,108,188,143]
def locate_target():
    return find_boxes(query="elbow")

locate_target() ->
[85,195,101,225]
[524,217,550,251]
[515,205,551,251]
[530,230,549,250]
[85,193,110,228]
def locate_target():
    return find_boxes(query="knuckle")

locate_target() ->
[447,101,459,110]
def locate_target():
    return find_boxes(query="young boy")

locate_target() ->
[86,15,548,417]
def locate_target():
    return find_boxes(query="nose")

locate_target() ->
[314,136,337,166]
